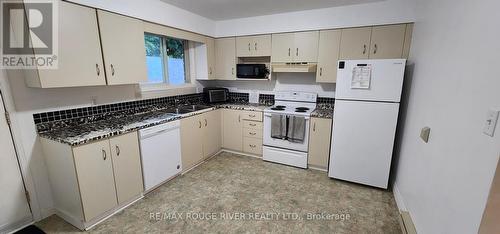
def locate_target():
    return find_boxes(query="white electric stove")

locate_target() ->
[263,91,317,168]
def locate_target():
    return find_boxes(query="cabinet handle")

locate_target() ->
[232,67,235,75]
[204,119,207,127]
[249,144,256,148]
[296,48,299,56]
[249,123,257,127]
[313,122,316,132]
[249,132,256,136]
[248,43,251,51]
[199,121,202,128]
[319,68,323,76]
[249,114,256,118]
[238,115,241,122]
[116,145,120,156]
[288,48,291,56]
[363,45,367,54]
[209,67,212,75]
[96,64,100,76]
[102,149,107,160]
[111,64,115,76]
[254,42,257,51]
[374,44,378,54]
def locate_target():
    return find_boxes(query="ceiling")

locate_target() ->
[160,0,383,20]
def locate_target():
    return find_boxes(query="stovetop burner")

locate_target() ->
[276,105,286,108]
[295,110,307,113]
[295,107,310,111]
[271,107,285,111]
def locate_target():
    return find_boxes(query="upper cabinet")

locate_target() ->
[236,35,271,57]
[206,38,216,79]
[25,2,147,88]
[271,31,319,63]
[339,27,372,60]
[316,30,341,83]
[339,24,411,60]
[369,24,407,59]
[97,10,147,85]
[25,1,106,88]
[215,37,236,80]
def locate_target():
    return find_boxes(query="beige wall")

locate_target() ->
[479,158,500,234]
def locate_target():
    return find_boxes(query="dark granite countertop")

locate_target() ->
[39,104,267,146]
[311,108,334,119]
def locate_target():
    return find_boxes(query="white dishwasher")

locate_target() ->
[139,120,182,192]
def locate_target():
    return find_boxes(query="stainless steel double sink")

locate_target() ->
[164,104,212,115]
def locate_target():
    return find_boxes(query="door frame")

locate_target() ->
[0,71,39,222]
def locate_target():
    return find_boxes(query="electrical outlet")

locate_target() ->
[483,109,499,137]
[90,96,97,106]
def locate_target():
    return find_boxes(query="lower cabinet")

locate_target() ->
[41,131,143,229]
[222,109,243,151]
[308,117,333,170]
[181,110,222,171]
[223,109,263,156]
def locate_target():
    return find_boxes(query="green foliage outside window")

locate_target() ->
[144,34,184,59]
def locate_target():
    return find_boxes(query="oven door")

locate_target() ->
[263,113,310,152]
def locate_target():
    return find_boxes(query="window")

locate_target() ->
[144,34,188,86]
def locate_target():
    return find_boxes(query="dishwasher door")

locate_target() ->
[139,121,182,192]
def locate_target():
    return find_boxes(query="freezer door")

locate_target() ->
[336,59,406,102]
[328,100,399,189]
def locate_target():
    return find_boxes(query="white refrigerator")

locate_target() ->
[328,59,406,189]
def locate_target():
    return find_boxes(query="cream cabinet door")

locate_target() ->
[271,33,295,63]
[339,27,372,59]
[215,38,236,80]
[73,141,117,221]
[294,31,319,62]
[202,110,222,158]
[206,38,216,79]
[35,1,105,88]
[308,118,333,169]
[97,10,147,85]
[369,24,407,59]
[222,109,243,151]
[181,115,204,171]
[109,132,143,204]
[236,37,253,57]
[252,35,272,57]
[316,30,341,83]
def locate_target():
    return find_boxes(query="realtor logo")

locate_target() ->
[1,0,58,69]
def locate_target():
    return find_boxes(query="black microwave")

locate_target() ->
[236,64,269,79]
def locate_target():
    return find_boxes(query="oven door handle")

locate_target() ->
[264,113,310,120]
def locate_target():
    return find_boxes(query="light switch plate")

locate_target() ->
[420,127,431,143]
[483,109,499,137]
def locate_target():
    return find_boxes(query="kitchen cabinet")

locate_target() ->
[369,24,407,59]
[41,131,143,229]
[271,31,319,63]
[181,110,222,171]
[206,38,216,79]
[402,24,413,59]
[316,30,341,83]
[222,109,243,151]
[73,140,117,222]
[339,27,372,60]
[236,35,272,57]
[215,37,236,80]
[339,24,410,60]
[97,10,147,85]
[181,115,204,171]
[25,1,106,88]
[109,132,144,204]
[202,109,222,158]
[308,118,333,170]
[242,119,263,156]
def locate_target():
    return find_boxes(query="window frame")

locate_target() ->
[142,33,192,91]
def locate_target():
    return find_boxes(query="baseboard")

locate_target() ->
[393,183,407,211]
[221,149,262,159]
[308,165,328,172]
[398,211,417,234]
[0,216,33,234]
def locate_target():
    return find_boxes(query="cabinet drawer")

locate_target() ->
[243,120,262,129]
[243,137,262,156]
[241,111,263,122]
[243,128,262,139]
